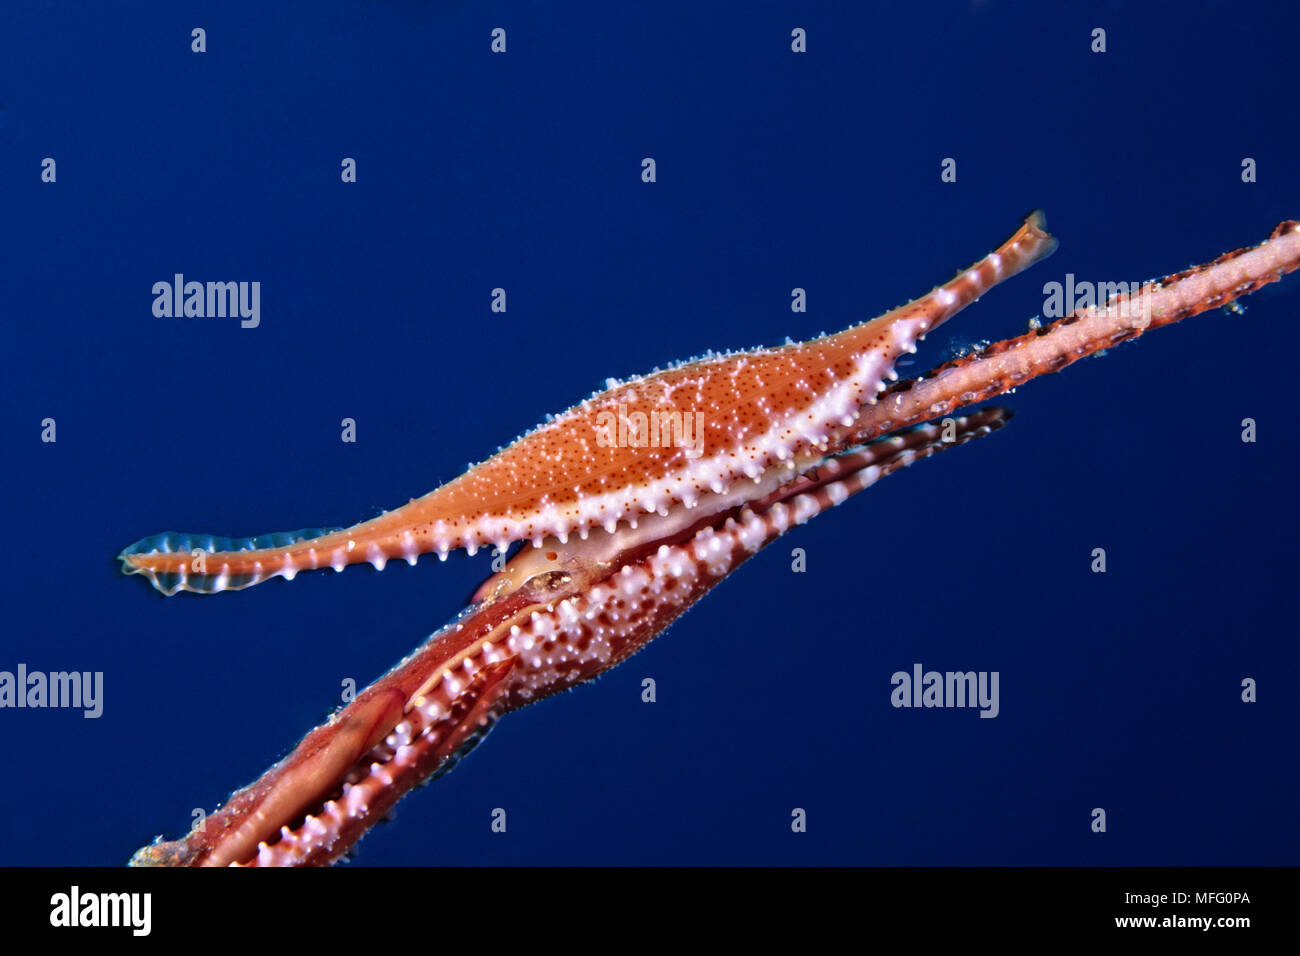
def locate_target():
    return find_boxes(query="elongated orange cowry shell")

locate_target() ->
[119,214,1055,594]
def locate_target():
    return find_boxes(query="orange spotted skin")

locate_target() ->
[118,214,1055,595]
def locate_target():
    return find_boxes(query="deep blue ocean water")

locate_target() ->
[2,1,1296,865]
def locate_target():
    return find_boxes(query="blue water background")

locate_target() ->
[1,1,1296,864]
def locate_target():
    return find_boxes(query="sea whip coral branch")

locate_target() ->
[849,222,1300,444]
